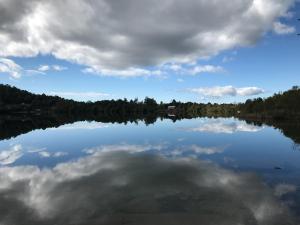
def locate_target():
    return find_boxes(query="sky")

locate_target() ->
[0,0,299,103]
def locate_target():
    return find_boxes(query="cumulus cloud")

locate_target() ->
[0,151,295,225]
[188,85,265,97]
[0,0,295,77]
[181,119,263,134]
[0,57,22,78]
[273,21,296,34]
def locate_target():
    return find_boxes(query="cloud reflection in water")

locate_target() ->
[181,119,263,134]
[0,144,23,165]
[50,121,109,130]
[84,143,227,158]
[0,150,295,225]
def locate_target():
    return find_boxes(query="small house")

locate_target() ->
[168,106,176,110]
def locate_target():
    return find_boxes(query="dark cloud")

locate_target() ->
[0,0,295,76]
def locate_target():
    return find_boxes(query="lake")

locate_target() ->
[0,117,299,224]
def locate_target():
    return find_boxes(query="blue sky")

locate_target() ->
[0,0,299,103]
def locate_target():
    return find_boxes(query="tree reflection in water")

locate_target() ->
[1,115,300,147]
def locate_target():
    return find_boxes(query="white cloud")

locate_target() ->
[142,63,225,79]
[169,64,183,72]
[236,87,265,96]
[83,63,224,78]
[83,67,163,78]
[0,0,295,77]
[0,144,23,165]
[52,65,67,71]
[38,64,67,72]
[162,63,224,76]
[273,21,295,35]
[25,69,46,75]
[189,65,224,75]
[0,59,67,78]
[0,58,22,78]
[38,65,50,72]
[188,85,264,97]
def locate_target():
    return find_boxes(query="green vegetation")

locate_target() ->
[238,86,300,120]
[1,84,300,120]
[0,84,236,118]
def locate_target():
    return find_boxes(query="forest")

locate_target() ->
[0,84,237,118]
[0,85,300,120]
[237,86,300,120]
[1,84,300,120]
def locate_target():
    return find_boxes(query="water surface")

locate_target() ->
[0,117,299,224]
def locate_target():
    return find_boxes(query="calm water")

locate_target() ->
[0,117,300,224]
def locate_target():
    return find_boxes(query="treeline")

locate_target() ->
[238,86,300,120]
[0,84,163,117]
[0,84,236,118]
[1,84,300,120]
[0,84,86,114]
